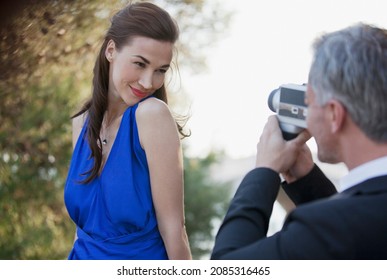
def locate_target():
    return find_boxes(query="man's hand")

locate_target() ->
[255,115,313,182]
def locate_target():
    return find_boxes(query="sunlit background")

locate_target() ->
[180,0,387,242]
[183,0,387,159]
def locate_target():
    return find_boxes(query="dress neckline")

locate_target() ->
[98,109,128,177]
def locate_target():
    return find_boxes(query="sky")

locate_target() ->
[180,0,387,159]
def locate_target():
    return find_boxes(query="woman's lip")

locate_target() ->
[131,87,148,98]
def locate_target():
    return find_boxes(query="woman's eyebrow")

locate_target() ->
[133,55,150,64]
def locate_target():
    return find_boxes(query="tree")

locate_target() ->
[184,152,232,259]
[0,0,232,259]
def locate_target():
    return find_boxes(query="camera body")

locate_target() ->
[268,83,307,140]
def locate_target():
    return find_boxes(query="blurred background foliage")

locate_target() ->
[0,0,232,259]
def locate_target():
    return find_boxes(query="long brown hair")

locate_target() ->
[72,2,186,183]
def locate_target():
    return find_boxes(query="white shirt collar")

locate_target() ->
[339,156,387,192]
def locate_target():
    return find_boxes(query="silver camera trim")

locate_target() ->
[269,83,307,135]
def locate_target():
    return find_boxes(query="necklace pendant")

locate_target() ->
[102,139,107,145]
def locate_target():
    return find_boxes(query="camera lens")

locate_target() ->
[268,88,279,112]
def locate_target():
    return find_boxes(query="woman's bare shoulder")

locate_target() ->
[72,113,87,128]
[136,98,178,148]
[72,112,88,149]
[137,97,171,117]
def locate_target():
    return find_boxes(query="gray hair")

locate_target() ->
[308,23,387,142]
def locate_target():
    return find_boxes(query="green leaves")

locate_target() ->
[0,0,231,259]
[184,152,232,259]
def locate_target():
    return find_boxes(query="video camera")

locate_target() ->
[268,83,307,140]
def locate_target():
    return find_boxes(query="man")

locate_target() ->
[211,23,387,259]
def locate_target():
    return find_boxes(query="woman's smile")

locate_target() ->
[131,86,148,98]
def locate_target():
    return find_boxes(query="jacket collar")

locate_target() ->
[341,175,387,196]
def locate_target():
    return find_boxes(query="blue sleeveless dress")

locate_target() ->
[64,100,168,259]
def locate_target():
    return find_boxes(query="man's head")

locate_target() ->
[308,23,387,142]
[306,23,387,163]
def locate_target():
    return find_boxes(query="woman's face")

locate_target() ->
[105,36,174,106]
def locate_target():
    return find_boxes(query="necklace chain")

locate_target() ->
[101,112,122,146]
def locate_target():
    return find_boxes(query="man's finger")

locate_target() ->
[291,129,312,146]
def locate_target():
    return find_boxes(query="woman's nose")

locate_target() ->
[138,72,153,90]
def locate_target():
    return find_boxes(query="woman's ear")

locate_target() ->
[328,99,346,134]
[105,39,116,62]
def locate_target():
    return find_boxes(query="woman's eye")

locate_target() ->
[134,62,145,67]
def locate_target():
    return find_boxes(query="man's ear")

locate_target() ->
[105,39,116,62]
[328,99,346,133]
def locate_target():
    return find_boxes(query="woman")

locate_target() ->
[64,2,192,260]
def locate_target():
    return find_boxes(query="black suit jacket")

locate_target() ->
[211,165,387,259]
